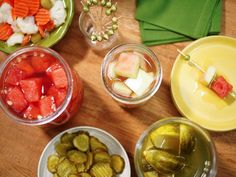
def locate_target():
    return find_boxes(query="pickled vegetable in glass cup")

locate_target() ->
[0,47,84,126]
[135,117,217,177]
[101,44,162,107]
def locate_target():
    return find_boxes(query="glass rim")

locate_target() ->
[0,46,73,126]
[134,117,218,177]
[101,43,162,105]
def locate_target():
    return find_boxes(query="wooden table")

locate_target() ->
[0,0,236,177]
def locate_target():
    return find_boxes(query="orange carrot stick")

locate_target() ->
[21,35,31,46]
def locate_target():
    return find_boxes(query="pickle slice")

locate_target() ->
[90,136,108,152]
[180,124,195,154]
[78,173,92,177]
[31,33,42,44]
[69,175,78,177]
[90,163,113,177]
[144,149,184,174]
[144,171,159,177]
[76,163,86,173]
[142,157,154,172]
[111,155,125,174]
[73,133,90,152]
[55,143,73,156]
[47,154,59,173]
[94,151,111,164]
[142,136,154,152]
[41,0,52,9]
[53,173,59,177]
[85,152,93,171]
[67,150,87,164]
[61,132,77,145]
[57,159,77,177]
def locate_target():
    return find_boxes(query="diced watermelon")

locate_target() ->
[50,67,68,88]
[16,59,34,77]
[115,52,140,78]
[20,78,43,102]
[23,104,41,119]
[6,87,28,113]
[31,55,52,73]
[210,76,233,98]
[5,66,25,86]
[39,96,56,117]
[42,76,53,94]
[47,86,67,107]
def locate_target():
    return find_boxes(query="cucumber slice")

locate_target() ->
[124,69,155,96]
[133,51,148,72]
[108,61,117,79]
[201,66,216,86]
[114,52,140,78]
[112,81,132,97]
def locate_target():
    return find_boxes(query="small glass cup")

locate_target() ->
[0,47,84,126]
[135,117,217,177]
[79,11,119,51]
[101,43,162,107]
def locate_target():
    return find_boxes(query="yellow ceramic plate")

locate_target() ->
[171,36,236,131]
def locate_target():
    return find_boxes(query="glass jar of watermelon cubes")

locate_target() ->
[0,47,84,126]
[101,44,162,107]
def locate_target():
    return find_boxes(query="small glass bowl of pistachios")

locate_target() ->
[38,126,131,177]
[134,117,217,177]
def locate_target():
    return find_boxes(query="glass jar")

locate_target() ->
[101,43,162,107]
[0,47,84,126]
[135,117,217,177]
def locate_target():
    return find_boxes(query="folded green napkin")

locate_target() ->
[136,0,222,46]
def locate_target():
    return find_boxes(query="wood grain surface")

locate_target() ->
[0,0,236,177]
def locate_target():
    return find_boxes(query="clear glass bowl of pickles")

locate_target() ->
[134,117,217,177]
[38,126,131,177]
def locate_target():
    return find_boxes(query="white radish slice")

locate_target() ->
[133,51,148,72]
[108,61,117,79]
[201,66,216,86]
[124,69,155,96]
[112,81,133,97]
[114,52,140,79]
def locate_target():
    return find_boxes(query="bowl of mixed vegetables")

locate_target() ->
[0,0,74,54]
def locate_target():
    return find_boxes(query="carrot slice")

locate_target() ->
[38,25,46,38]
[0,23,13,41]
[13,2,29,17]
[26,0,40,16]
[35,8,50,26]
[21,35,31,46]
[3,0,14,6]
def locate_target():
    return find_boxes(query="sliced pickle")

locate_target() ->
[73,133,90,152]
[67,150,87,164]
[180,124,195,154]
[47,154,59,173]
[150,124,180,155]
[90,136,108,152]
[85,152,93,171]
[61,132,77,145]
[144,149,184,174]
[57,159,77,177]
[111,154,125,174]
[55,142,73,156]
[76,163,86,173]
[53,173,59,177]
[90,163,113,177]
[78,173,92,177]
[144,171,159,177]
[142,136,154,152]
[69,175,78,177]
[94,151,111,164]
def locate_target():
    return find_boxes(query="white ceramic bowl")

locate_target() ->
[38,126,131,177]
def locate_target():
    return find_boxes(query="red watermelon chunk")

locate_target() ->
[23,104,41,119]
[31,55,52,73]
[39,96,56,117]
[50,67,68,88]
[20,78,43,102]
[5,67,25,86]
[6,87,28,113]
[47,86,67,107]
[16,59,34,77]
[210,76,233,98]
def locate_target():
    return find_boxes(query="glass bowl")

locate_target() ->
[134,117,217,177]
[101,43,162,107]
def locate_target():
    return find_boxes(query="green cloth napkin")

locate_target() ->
[136,0,222,46]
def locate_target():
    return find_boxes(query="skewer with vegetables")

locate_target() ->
[177,49,236,99]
